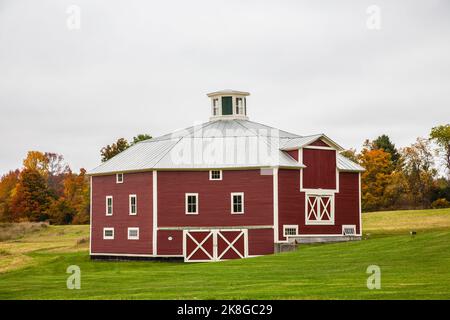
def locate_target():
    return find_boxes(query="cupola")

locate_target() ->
[207,90,250,121]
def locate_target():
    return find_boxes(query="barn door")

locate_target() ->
[183,229,248,262]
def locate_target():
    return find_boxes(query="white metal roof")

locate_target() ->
[337,154,365,172]
[89,119,363,175]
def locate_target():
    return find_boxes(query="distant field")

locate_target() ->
[0,208,449,299]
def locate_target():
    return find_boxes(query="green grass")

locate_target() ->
[0,208,449,299]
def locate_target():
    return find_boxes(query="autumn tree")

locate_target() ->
[45,152,70,197]
[23,151,49,175]
[100,138,130,162]
[0,170,20,222]
[430,124,450,179]
[359,148,394,211]
[340,148,358,163]
[63,168,90,224]
[9,168,54,222]
[401,138,437,208]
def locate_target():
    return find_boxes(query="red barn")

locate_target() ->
[89,90,364,262]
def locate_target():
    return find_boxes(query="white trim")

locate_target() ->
[185,193,199,215]
[209,170,222,180]
[342,225,356,236]
[359,172,362,236]
[129,194,137,215]
[303,146,336,151]
[231,192,244,214]
[127,227,140,240]
[153,171,158,255]
[283,225,299,237]
[90,253,184,258]
[105,196,113,216]
[116,173,124,184]
[158,225,273,231]
[89,176,92,255]
[183,229,248,262]
[305,193,335,225]
[103,227,114,240]
[273,168,279,242]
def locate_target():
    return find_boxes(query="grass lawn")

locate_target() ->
[0,208,449,299]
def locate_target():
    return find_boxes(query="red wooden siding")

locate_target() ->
[278,170,360,238]
[248,229,274,255]
[157,170,273,227]
[309,139,330,147]
[278,169,304,241]
[157,230,183,255]
[91,172,153,255]
[285,149,299,161]
[302,149,336,190]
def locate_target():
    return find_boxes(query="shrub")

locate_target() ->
[431,198,450,209]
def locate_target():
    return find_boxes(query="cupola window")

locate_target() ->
[212,99,219,116]
[221,96,233,115]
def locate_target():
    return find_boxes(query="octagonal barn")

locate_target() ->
[88,90,364,262]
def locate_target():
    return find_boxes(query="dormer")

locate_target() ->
[207,90,250,121]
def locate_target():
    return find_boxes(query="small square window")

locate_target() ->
[103,228,114,240]
[231,192,244,214]
[186,193,198,215]
[128,227,139,240]
[283,225,298,237]
[116,173,124,184]
[209,170,222,180]
[342,225,356,236]
[129,195,137,215]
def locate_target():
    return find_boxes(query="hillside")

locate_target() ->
[0,208,449,299]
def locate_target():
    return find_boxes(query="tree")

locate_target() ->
[132,134,152,145]
[10,168,54,222]
[371,134,401,167]
[0,170,20,222]
[401,138,437,208]
[63,168,90,224]
[23,151,49,176]
[47,198,77,225]
[100,138,130,162]
[340,148,358,163]
[430,124,450,179]
[359,148,395,211]
[45,152,70,197]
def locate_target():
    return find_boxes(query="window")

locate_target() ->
[212,99,219,116]
[103,228,114,240]
[106,196,113,216]
[129,194,137,215]
[209,170,222,180]
[236,97,243,114]
[342,225,356,236]
[128,227,139,240]
[221,96,233,115]
[116,173,123,183]
[231,192,244,214]
[185,193,198,214]
[283,225,299,237]
[306,193,335,225]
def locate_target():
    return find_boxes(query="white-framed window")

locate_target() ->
[129,194,137,215]
[231,192,244,214]
[103,227,114,240]
[283,225,299,237]
[209,170,222,180]
[127,227,139,240]
[305,193,335,225]
[106,196,113,216]
[212,98,219,115]
[185,193,199,215]
[116,173,124,184]
[236,97,244,114]
[342,225,356,236]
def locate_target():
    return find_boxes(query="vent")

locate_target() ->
[342,225,356,236]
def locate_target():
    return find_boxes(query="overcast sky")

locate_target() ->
[1,0,449,175]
